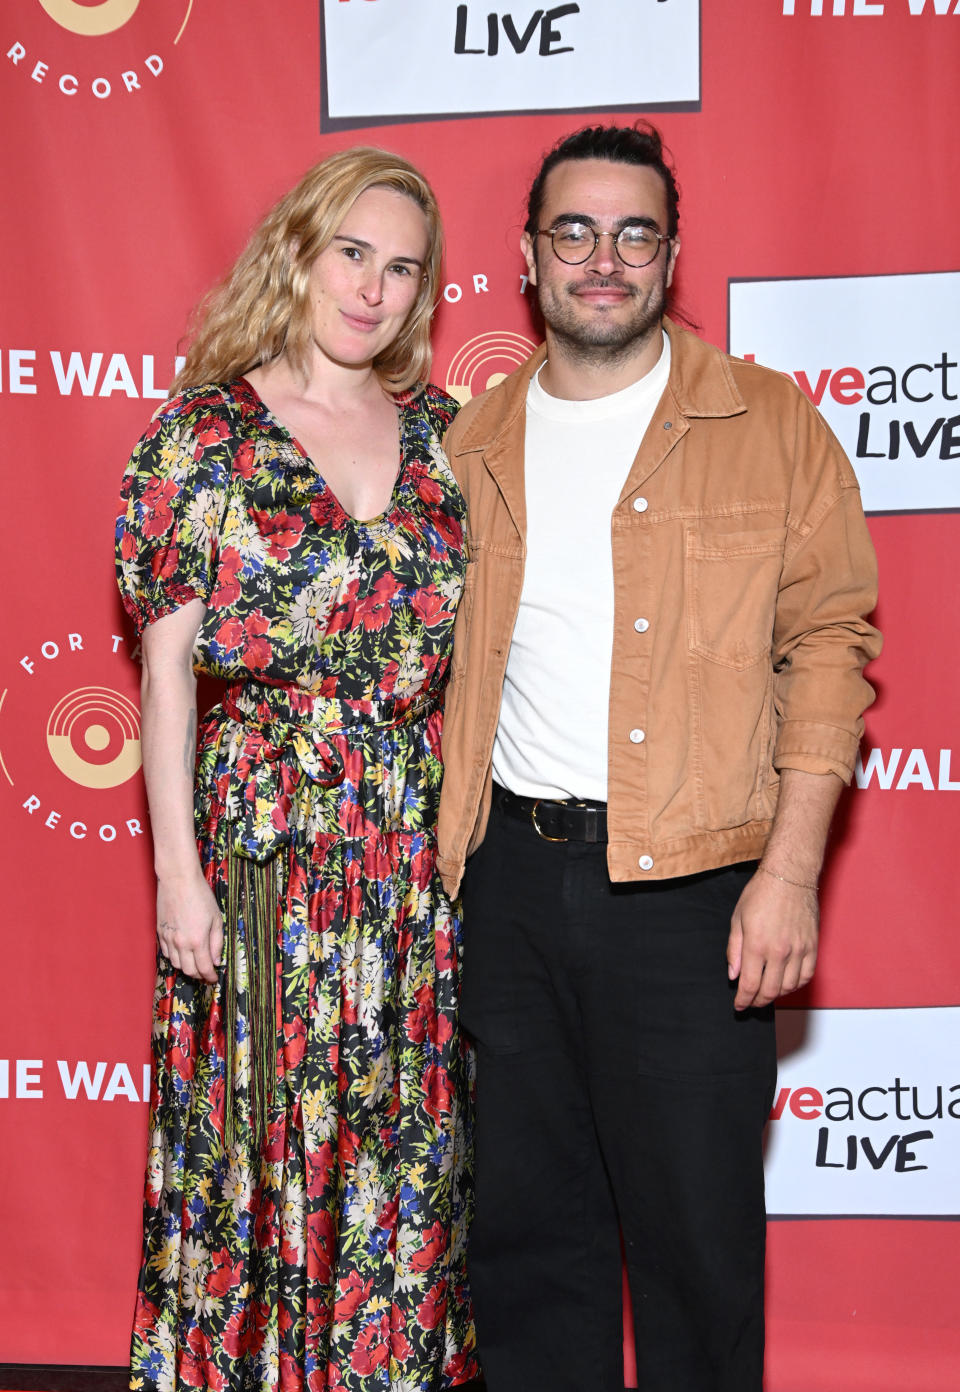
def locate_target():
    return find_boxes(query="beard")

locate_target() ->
[536,264,669,369]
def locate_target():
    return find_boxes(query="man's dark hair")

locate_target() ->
[524,122,680,241]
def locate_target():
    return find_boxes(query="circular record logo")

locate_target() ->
[445,331,538,405]
[46,686,142,789]
[6,1,195,101]
[1,624,148,849]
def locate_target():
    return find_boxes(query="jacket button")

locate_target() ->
[629,728,645,744]
[638,855,654,871]
[634,617,649,633]
[633,497,649,513]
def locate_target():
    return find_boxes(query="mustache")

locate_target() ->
[568,277,634,292]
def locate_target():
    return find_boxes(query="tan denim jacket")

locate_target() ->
[436,320,881,898]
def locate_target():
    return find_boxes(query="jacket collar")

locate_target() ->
[662,318,747,420]
[450,318,746,456]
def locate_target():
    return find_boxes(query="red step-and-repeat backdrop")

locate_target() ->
[1,2,958,1387]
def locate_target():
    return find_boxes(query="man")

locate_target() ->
[437,124,880,1392]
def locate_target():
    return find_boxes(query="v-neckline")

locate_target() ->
[239,376,408,526]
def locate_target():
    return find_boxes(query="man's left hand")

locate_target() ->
[726,868,819,1011]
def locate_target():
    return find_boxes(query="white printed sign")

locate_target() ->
[321,0,700,124]
[729,272,960,514]
[765,1007,960,1217]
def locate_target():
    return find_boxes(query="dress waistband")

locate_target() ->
[217,679,445,867]
[223,678,445,735]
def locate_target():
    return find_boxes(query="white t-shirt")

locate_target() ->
[491,336,670,801]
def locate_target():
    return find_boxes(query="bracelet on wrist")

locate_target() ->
[757,861,819,892]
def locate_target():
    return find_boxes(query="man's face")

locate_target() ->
[521,158,678,359]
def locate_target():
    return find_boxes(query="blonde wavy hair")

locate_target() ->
[173,147,443,395]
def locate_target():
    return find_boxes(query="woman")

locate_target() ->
[116,148,477,1392]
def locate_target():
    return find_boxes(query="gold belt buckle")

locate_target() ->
[531,798,568,843]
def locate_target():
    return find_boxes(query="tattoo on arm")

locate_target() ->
[183,709,197,778]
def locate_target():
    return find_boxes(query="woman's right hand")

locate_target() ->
[140,599,220,982]
[157,868,224,984]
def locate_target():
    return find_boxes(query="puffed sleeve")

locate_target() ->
[115,388,233,635]
[422,381,460,437]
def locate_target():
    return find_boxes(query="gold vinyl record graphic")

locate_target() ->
[36,0,141,37]
[445,331,538,405]
[46,686,142,789]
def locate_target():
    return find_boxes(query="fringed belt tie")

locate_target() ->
[218,678,444,1148]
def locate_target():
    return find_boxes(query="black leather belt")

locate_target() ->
[492,782,608,843]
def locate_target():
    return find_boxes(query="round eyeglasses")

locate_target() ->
[537,221,670,269]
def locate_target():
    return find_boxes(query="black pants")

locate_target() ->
[459,795,777,1392]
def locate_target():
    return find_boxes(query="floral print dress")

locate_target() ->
[116,378,477,1392]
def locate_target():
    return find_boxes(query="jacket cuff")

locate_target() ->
[773,719,862,784]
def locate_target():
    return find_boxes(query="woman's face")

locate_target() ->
[304,186,430,372]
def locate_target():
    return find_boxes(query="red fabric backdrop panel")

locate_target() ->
[1,0,957,1380]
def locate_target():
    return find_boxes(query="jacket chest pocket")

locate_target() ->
[686,527,785,670]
